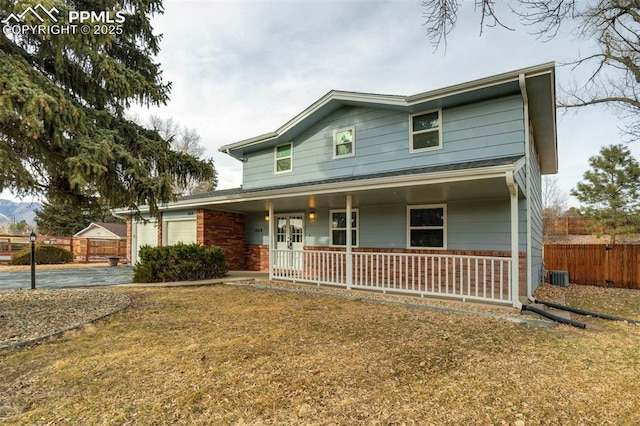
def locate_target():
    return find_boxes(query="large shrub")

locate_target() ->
[133,243,228,283]
[11,244,74,265]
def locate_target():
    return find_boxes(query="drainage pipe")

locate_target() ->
[533,298,640,325]
[521,304,587,329]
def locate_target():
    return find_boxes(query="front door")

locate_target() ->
[274,214,304,271]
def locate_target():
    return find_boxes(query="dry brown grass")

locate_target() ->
[1,284,639,425]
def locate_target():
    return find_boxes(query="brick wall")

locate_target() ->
[245,244,269,271]
[198,209,246,270]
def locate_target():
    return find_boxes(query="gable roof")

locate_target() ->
[219,62,557,173]
[74,222,127,239]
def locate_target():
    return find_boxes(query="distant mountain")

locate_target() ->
[0,199,42,225]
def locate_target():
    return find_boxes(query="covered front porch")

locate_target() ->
[186,160,527,307]
[263,185,522,306]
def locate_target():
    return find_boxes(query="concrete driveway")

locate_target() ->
[0,266,134,290]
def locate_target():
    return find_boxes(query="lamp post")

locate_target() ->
[29,230,36,290]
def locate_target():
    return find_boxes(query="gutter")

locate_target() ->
[505,171,522,310]
[406,62,554,104]
[110,210,127,220]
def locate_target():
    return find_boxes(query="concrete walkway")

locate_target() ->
[0,269,267,291]
[0,266,134,290]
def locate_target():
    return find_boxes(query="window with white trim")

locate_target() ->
[330,209,359,246]
[410,109,442,152]
[407,204,446,249]
[274,143,292,174]
[333,126,355,158]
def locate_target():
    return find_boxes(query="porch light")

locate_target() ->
[264,214,269,221]
[308,211,316,220]
[29,230,36,290]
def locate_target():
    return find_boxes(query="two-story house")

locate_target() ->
[124,63,557,308]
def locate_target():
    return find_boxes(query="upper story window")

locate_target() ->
[333,126,355,159]
[330,209,359,246]
[274,143,292,174]
[410,109,442,152]
[407,204,446,249]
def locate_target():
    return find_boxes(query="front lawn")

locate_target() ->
[1,284,639,424]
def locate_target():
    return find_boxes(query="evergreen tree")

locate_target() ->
[35,196,123,236]
[8,219,28,234]
[571,144,640,244]
[0,1,215,216]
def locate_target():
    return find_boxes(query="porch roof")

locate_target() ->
[153,155,524,213]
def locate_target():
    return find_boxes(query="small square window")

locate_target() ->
[330,209,358,246]
[410,109,442,152]
[274,143,292,174]
[333,127,355,158]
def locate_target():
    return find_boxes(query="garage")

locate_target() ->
[132,220,158,264]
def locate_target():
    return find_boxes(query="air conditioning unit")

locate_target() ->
[550,270,569,287]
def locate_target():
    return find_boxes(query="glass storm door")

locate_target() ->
[274,214,304,271]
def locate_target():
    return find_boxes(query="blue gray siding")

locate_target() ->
[245,199,526,252]
[529,141,544,290]
[515,165,526,191]
[360,201,523,252]
[242,95,525,189]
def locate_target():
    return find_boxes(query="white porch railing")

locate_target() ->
[271,249,512,304]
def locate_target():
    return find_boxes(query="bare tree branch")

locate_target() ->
[516,0,577,39]
[421,1,640,142]
[542,175,569,218]
[421,0,513,50]
[421,0,461,50]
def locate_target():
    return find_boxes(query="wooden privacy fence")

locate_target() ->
[544,244,640,289]
[543,217,598,235]
[50,237,128,263]
[0,234,127,264]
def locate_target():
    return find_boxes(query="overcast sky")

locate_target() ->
[5,0,640,206]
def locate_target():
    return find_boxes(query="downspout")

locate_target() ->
[505,172,522,309]
[519,74,534,302]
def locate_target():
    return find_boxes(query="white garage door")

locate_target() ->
[133,221,158,264]
[165,220,197,245]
